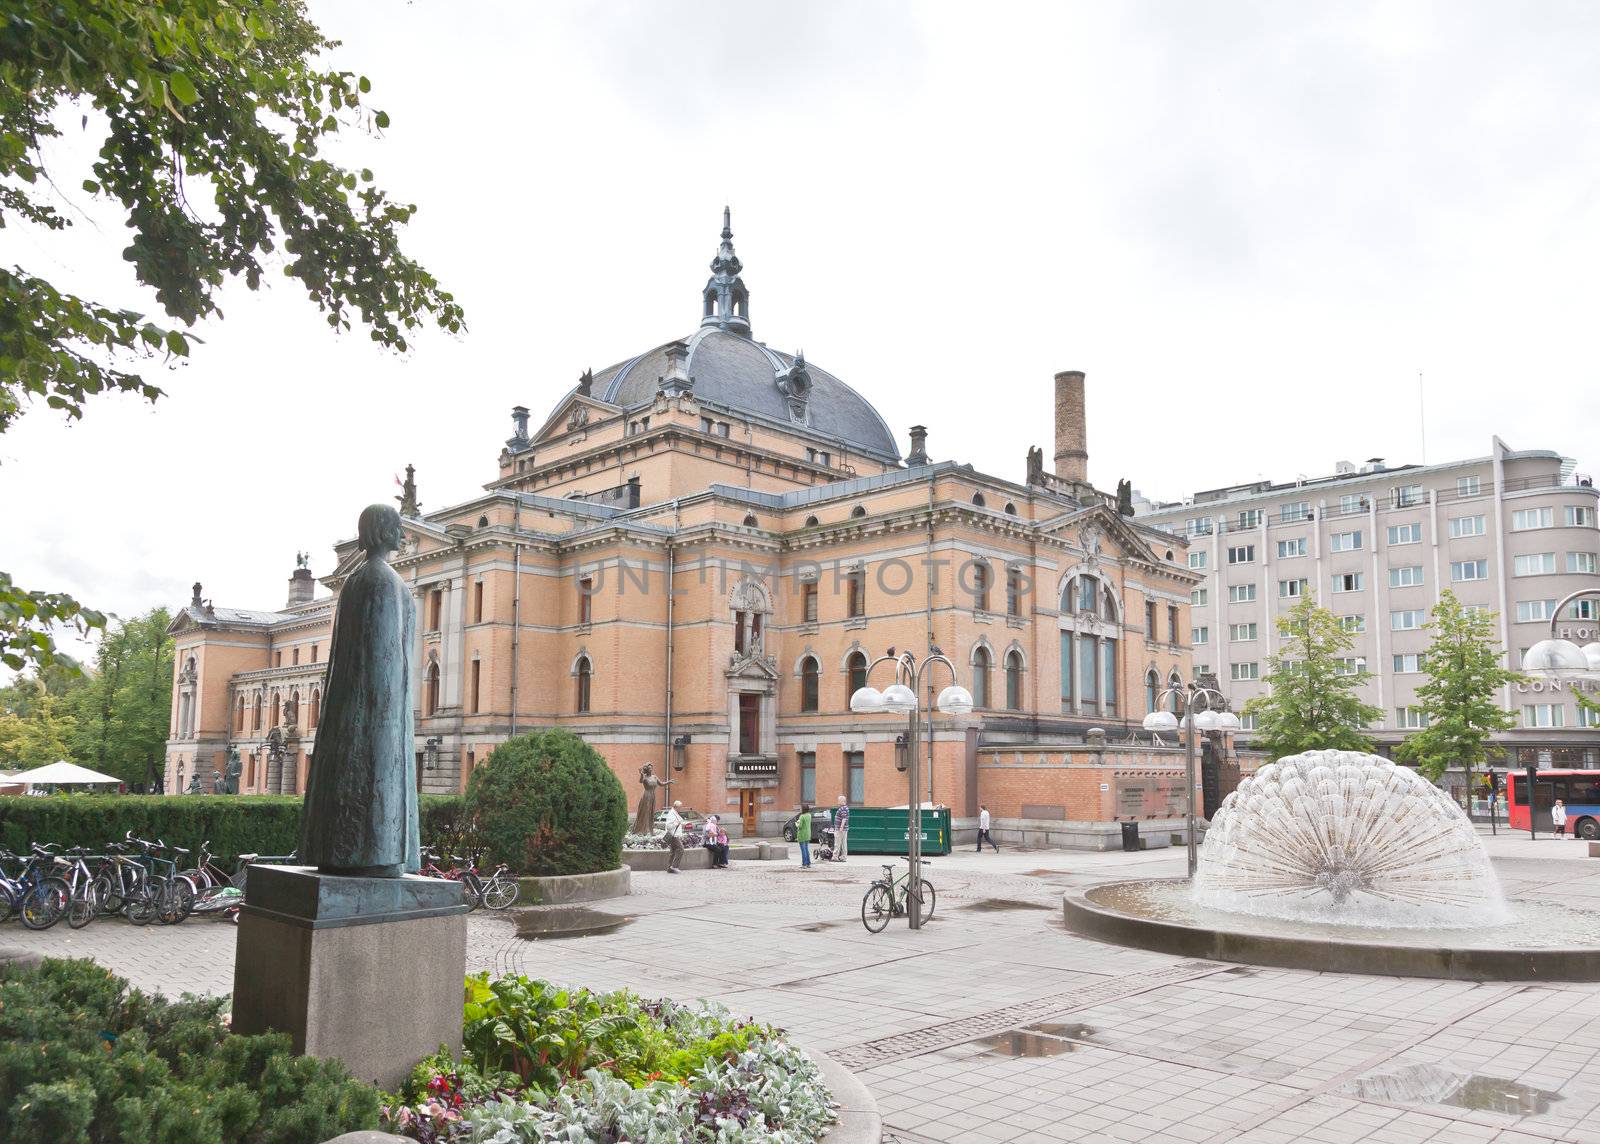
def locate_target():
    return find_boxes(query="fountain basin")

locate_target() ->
[1064,879,1600,981]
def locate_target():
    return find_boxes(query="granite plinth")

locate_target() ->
[232,866,467,1089]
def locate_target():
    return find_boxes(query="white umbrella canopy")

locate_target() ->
[8,760,122,785]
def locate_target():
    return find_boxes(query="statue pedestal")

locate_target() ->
[231,866,467,1089]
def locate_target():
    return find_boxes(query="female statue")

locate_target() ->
[633,763,672,835]
[299,504,420,877]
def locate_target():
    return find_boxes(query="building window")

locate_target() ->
[1280,502,1310,523]
[470,659,481,713]
[1567,552,1598,574]
[846,651,868,699]
[1078,636,1098,704]
[800,751,816,804]
[292,647,300,666]
[1581,705,1600,729]
[1387,523,1422,546]
[1005,651,1023,710]
[577,576,593,624]
[846,751,865,805]
[802,580,818,623]
[1167,605,1179,643]
[1145,600,1158,637]
[1331,571,1364,593]
[1188,551,1207,570]
[271,693,280,727]
[1513,553,1556,577]
[971,647,991,708]
[1569,598,1600,621]
[274,650,283,668]
[310,688,320,728]
[1146,670,1160,714]
[1331,530,1363,552]
[1396,706,1429,729]
[1278,578,1308,599]
[846,570,866,618]
[1227,545,1255,565]
[473,581,484,624]
[310,643,318,663]
[1565,505,1596,527]
[972,562,991,611]
[1006,567,1025,617]
[1229,623,1257,642]
[1391,609,1425,631]
[1185,517,1213,536]
[1277,538,1306,559]
[1339,494,1365,514]
[1060,633,1074,704]
[1334,656,1366,676]
[1389,565,1424,588]
[1522,704,1565,729]
[1238,713,1258,731]
[1231,662,1260,681]
[800,656,820,712]
[1193,626,1209,644]
[850,504,867,518]
[1451,559,1489,582]
[738,692,760,755]
[701,416,714,434]
[1237,508,1262,528]
[1229,583,1256,603]
[234,695,245,733]
[1393,653,1422,673]
[1339,614,1366,633]
[1456,476,1481,496]
[427,587,443,631]
[1103,641,1117,713]
[742,513,759,527]
[1391,484,1423,508]
[424,662,440,716]
[253,693,263,731]
[1192,588,1208,607]
[1449,514,1486,538]
[1515,599,1556,623]
[972,492,986,508]
[1512,507,1553,531]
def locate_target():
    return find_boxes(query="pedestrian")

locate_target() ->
[832,795,850,862]
[703,815,731,868]
[663,799,686,873]
[976,804,998,852]
[796,804,813,868]
[1553,799,1568,839]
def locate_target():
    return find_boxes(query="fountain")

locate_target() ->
[1062,750,1600,980]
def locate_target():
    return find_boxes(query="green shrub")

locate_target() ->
[0,958,380,1144]
[464,730,626,876]
[0,793,464,866]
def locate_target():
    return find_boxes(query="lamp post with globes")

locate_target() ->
[1141,681,1240,877]
[850,648,973,930]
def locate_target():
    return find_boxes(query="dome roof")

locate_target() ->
[590,327,901,464]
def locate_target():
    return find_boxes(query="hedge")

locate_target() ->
[0,794,465,865]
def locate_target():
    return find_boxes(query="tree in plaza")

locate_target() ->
[1243,594,1383,758]
[0,676,80,770]
[1395,592,1523,784]
[1,0,465,672]
[61,609,175,788]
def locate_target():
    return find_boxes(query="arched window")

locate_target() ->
[253,692,263,732]
[270,693,281,728]
[576,656,592,713]
[234,695,245,733]
[850,504,866,518]
[477,515,489,528]
[743,513,758,527]
[1168,671,1183,715]
[972,646,992,708]
[1146,670,1160,714]
[800,656,820,712]
[310,688,321,729]
[1004,650,1023,710]
[846,650,868,700]
[972,492,986,508]
[425,662,440,716]
[1004,502,1018,516]
[804,515,819,527]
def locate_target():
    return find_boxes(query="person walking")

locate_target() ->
[796,804,813,869]
[1553,798,1568,839]
[976,804,998,852]
[832,795,850,862]
[663,800,686,873]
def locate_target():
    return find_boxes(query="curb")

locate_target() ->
[813,1046,883,1143]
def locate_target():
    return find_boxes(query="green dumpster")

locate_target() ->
[842,807,951,856]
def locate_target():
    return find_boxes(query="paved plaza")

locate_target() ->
[6,833,1599,1144]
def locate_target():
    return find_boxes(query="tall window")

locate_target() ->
[802,581,818,623]
[424,662,440,716]
[972,562,991,611]
[1078,575,1098,613]
[253,692,263,731]
[799,751,816,803]
[234,695,245,733]
[1167,605,1179,643]
[800,656,820,712]
[846,570,866,618]
[576,656,591,713]
[309,688,320,729]
[971,647,991,708]
[1060,633,1074,704]
[846,751,865,804]
[738,692,760,755]
[470,659,482,713]
[1146,670,1159,713]
[473,580,484,624]
[1103,641,1117,713]
[846,651,868,699]
[1006,567,1024,617]
[578,576,593,624]
[1005,651,1023,710]
[271,693,281,727]
[1145,600,1158,637]
[1078,636,1097,703]
[427,587,443,631]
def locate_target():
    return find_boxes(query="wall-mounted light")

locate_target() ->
[672,734,691,772]
[895,733,909,773]
[424,735,442,771]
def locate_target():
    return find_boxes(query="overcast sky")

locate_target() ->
[4,0,1597,661]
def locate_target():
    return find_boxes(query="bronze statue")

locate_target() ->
[632,763,672,835]
[298,504,420,878]
[223,747,242,795]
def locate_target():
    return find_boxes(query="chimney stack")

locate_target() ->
[287,566,314,607]
[191,582,203,607]
[1053,370,1087,483]
[906,425,929,466]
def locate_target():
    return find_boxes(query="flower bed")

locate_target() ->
[623,832,669,850]
[385,974,836,1143]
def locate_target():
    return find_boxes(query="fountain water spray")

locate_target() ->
[1193,750,1509,928]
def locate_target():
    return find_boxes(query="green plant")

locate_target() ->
[464,730,627,876]
[1243,594,1384,759]
[0,958,380,1143]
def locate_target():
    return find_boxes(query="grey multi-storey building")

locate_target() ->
[1138,438,1600,770]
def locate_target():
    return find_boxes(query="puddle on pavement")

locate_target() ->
[513,907,633,940]
[1023,869,1075,878]
[975,1031,1078,1058]
[960,898,1055,913]
[1025,1022,1097,1041]
[1222,966,1259,976]
[1344,1063,1562,1116]
[792,919,850,932]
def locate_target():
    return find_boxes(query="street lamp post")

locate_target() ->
[851,649,973,930]
[1141,681,1240,877]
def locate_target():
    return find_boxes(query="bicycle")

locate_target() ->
[454,853,519,911]
[51,846,105,930]
[1,846,70,930]
[123,835,197,925]
[860,856,936,933]
[91,842,152,918]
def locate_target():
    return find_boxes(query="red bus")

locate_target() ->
[1505,769,1600,839]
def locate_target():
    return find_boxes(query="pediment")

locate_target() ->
[1038,503,1169,568]
[532,393,620,446]
[726,652,779,680]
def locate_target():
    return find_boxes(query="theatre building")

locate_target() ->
[166,213,1205,842]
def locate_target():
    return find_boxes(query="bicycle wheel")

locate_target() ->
[20,879,67,931]
[127,884,158,926]
[94,873,124,916]
[0,882,14,924]
[482,876,519,910]
[67,883,100,929]
[861,884,893,933]
[912,878,936,921]
[158,877,196,924]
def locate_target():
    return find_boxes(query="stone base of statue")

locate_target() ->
[231,865,468,1089]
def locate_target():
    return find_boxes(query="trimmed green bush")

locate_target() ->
[0,958,380,1143]
[465,730,627,876]
[0,793,465,865]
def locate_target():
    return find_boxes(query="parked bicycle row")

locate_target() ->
[0,835,519,932]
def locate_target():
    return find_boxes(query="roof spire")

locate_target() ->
[701,206,750,337]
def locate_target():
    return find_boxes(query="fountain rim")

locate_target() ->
[1063,878,1600,982]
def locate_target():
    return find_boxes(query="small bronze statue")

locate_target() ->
[298,504,420,878]
[633,763,673,835]
[223,747,242,795]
